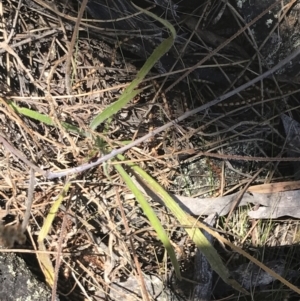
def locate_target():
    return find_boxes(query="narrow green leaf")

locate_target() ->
[90,89,141,130]
[89,5,176,130]
[114,162,181,280]
[122,157,247,293]
[9,101,86,136]
[10,102,54,125]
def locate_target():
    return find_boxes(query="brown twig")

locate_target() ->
[65,0,88,97]
[0,42,43,91]
[52,186,72,301]
[21,168,35,231]
[0,134,47,176]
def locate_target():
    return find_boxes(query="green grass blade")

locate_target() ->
[114,161,181,280]
[10,101,54,125]
[89,5,176,130]
[9,101,87,136]
[122,157,247,293]
[89,89,141,130]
